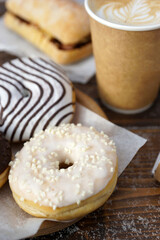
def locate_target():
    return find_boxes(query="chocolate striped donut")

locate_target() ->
[0,58,75,142]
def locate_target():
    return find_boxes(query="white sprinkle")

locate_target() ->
[76,183,80,188]
[33,177,36,182]
[44,199,49,203]
[109,140,114,146]
[88,182,93,187]
[26,162,31,168]
[40,180,44,185]
[40,191,46,198]
[42,167,47,173]
[9,161,13,166]
[55,176,59,181]
[50,169,54,174]
[79,167,83,171]
[42,158,47,163]
[81,191,86,197]
[8,175,12,181]
[46,187,50,192]
[89,190,93,194]
[72,175,76,180]
[65,159,70,164]
[33,168,38,174]
[53,205,57,210]
[46,176,51,181]
[110,167,114,172]
[26,189,31,193]
[37,160,42,165]
[68,167,72,172]
[40,135,45,139]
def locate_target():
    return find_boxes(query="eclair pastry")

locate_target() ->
[5,0,92,64]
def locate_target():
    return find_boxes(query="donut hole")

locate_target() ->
[59,161,73,170]
[22,89,30,98]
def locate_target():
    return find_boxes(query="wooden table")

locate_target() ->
[0,4,160,240]
[0,51,160,240]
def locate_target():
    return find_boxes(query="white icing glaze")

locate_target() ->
[96,0,160,26]
[0,58,75,142]
[9,124,117,209]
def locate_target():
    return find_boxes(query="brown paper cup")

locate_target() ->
[85,0,160,114]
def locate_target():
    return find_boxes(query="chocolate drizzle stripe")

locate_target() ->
[0,77,25,95]
[17,59,66,139]
[40,58,66,75]
[43,102,75,129]
[29,58,70,85]
[0,70,30,90]
[1,65,42,141]
[55,112,74,126]
[8,61,54,141]
[0,85,11,111]
[0,71,31,127]
[0,77,24,126]
[12,59,56,141]
[34,58,71,85]
[1,98,24,127]
[0,102,3,125]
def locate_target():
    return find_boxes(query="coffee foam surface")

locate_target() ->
[96,0,160,26]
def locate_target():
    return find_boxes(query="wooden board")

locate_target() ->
[33,90,108,237]
[75,88,107,120]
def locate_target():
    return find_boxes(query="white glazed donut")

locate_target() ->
[9,123,118,220]
[0,58,75,142]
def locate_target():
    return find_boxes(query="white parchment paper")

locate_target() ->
[0,16,95,84]
[0,103,147,240]
[152,153,160,175]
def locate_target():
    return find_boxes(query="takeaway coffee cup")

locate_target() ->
[85,0,160,114]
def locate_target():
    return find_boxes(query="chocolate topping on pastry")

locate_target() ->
[0,132,11,174]
[14,14,30,25]
[50,36,91,51]
[12,12,91,51]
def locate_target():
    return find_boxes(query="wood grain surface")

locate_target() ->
[0,53,160,240]
[0,4,160,240]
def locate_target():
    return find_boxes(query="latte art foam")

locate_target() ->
[96,0,160,26]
